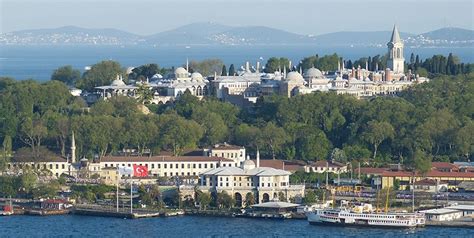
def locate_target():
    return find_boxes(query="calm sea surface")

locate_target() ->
[0,215,472,238]
[1,45,473,80]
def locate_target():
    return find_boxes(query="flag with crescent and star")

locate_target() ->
[133,165,148,177]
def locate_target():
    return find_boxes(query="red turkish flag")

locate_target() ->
[133,165,148,177]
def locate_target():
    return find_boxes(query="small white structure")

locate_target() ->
[421,208,463,221]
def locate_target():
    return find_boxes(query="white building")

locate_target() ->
[199,154,305,205]
[204,143,246,167]
[421,208,463,221]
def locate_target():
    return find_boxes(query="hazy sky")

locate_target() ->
[1,0,473,35]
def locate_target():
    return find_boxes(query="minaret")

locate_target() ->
[387,25,405,74]
[71,131,76,164]
[256,149,260,168]
[186,58,189,72]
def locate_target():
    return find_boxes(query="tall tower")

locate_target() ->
[71,131,76,164]
[387,25,404,74]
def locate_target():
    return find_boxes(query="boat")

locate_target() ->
[306,203,425,228]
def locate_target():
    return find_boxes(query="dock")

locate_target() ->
[426,217,474,228]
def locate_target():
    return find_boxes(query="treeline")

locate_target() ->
[1,72,473,172]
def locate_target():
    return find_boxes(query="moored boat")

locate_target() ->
[306,203,425,228]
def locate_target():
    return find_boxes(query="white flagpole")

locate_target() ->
[130,178,133,214]
[116,167,119,212]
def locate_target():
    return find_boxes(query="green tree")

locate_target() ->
[363,121,395,160]
[245,192,255,207]
[160,114,203,156]
[303,190,318,204]
[136,84,154,104]
[228,64,236,76]
[221,64,227,76]
[216,191,234,209]
[188,59,223,76]
[260,122,287,160]
[264,57,290,73]
[77,60,123,91]
[51,65,81,86]
[197,191,211,210]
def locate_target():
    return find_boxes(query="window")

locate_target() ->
[56,164,59,169]
[187,164,190,169]
[151,164,155,169]
[181,164,184,169]
[193,164,196,168]
[164,172,167,176]
[199,164,202,169]
[170,164,173,169]
[164,164,167,169]
[158,164,161,169]
[210,164,214,168]
[62,164,65,169]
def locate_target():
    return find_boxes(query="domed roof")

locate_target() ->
[191,72,203,80]
[286,71,304,82]
[110,75,126,86]
[174,67,188,75]
[304,67,323,78]
[242,160,256,170]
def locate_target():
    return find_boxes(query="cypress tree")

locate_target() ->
[221,65,227,76]
[228,64,235,76]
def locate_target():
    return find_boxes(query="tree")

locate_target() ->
[136,84,154,104]
[221,65,227,76]
[264,57,290,73]
[216,191,234,209]
[160,114,203,156]
[330,148,347,162]
[19,171,37,194]
[77,60,123,91]
[188,59,223,76]
[278,191,286,202]
[19,117,48,158]
[260,122,287,160]
[303,190,318,204]
[413,149,432,175]
[245,192,255,207]
[197,191,211,210]
[363,120,395,160]
[51,65,81,86]
[228,64,236,76]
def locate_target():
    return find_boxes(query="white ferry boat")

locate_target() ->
[306,203,425,228]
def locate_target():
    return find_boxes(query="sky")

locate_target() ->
[1,0,473,35]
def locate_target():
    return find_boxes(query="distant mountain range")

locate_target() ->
[1,23,472,47]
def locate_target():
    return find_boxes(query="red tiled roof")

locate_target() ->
[358,167,389,175]
[382,170,474,178]
[432,162,458,170]
[211,143,244,150]
[252,159,284,170]
[101,156,233,163]
[414,179,447,186]
[312,160,346,168]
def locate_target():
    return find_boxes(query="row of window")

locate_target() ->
[103,162,234,170]
[9,163,66,170]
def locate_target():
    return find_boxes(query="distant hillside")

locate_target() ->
[420,27,474,41]
[0,26,140,45]
[1,24,472,47]
[312,31,415,47]
[144,23,315,45]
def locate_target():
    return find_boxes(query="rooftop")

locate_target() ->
[252,201,299,209]
[420,208,460,215]
[101,156,233,163]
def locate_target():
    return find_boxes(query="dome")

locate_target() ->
[304,67,323,78]
[110,75,126,86]
[286,71,304,82]
[242,160,256,170]
[174,67,188,75]
[191,72,203,80]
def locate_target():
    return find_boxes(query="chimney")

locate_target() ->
[71,131,76,164]
[256,149,260,168]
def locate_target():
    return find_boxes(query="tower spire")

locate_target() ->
[71,131,76,164]
[389,24,402,44]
